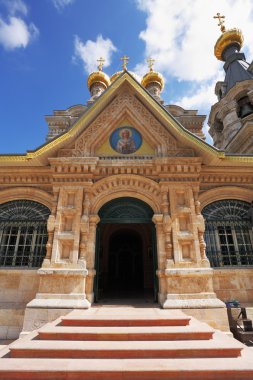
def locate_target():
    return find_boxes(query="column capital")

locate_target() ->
[152,213,164,224]
[89,214,100,225]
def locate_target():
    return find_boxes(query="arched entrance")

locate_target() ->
[94,197,157,303]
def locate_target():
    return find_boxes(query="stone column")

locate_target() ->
[163,185,225,309]
[152,213,166,304]
[85,214,100,303]
[194,200,209,267]
[43,187,59,265]
[78,192,91,264]
[22,186,90,336]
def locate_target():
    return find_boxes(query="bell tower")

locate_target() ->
[208,14,253,153]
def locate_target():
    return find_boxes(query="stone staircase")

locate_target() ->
[0,306,252,379]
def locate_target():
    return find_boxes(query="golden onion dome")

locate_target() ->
[87,70,110,90]
[110,70,140,83]
[214,28,244,61]
[110,70,122,82]
[141,70,164,91]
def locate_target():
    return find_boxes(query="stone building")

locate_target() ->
[0,21,253,340]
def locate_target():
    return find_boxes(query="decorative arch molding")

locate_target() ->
[0,187,53,210]
[199,186,253,210]
[90,175,161,214]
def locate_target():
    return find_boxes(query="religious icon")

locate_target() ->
[110,127,142,154]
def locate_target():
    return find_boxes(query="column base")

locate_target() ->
[163,292,225,309]
[26,295,91,309]
[163,267,225,309]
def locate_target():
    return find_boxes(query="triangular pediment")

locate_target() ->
[59,84,195,158]
[0,71,232,166]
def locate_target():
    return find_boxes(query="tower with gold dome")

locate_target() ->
[209,13,253,151]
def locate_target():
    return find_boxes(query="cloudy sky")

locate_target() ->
[0,0,253,152]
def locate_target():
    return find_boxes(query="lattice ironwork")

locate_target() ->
[0,200,50,268]
[99,197,153,224]
[203,200,253,267]
[0,200,50,221]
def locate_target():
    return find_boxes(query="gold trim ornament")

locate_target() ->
[110,56,140,83]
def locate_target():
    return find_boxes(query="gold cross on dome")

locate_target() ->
[147,57,155,72]
[213,13,226,33]
[97,57,105,71]
[120,55,129,70]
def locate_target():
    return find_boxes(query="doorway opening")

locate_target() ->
[94,197,157,303]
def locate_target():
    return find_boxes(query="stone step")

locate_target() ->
[0,356,253,380]
[60,314,191,327]
[1,307,253,380]
[38,323,214,341]
[9,334,244,359]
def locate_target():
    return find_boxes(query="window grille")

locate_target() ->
[203,200,253,267]
[0,200,50,268]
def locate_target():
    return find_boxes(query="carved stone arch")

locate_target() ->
[227,80,253,102]
[0,187,53,210]
[90,175,161,214]
[199,186,253,210]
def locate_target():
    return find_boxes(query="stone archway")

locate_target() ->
[94,197,158,303]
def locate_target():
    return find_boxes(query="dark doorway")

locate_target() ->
[94,197,157,303]
[108,229,143,292]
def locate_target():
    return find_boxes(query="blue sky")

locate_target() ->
[0,0,253,153]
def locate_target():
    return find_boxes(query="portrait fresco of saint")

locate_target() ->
[110,127,142,154]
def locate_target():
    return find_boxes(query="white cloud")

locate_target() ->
[0,0,39,50]
[174,80,220,111]
[74,34,117,73]
[4,0,28,16]
[52,0,75,10]
[0,16,39,50]
[134,0,253,143]
[136,0,253,82]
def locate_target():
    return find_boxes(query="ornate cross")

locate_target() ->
[147,57,155,72]
[120,55,129,70]
[97,57,105,71]
[213,13,226,33]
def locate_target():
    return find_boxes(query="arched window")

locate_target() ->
[203,200,253,267]
[0,200,50,268]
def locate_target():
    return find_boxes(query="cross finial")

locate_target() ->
[213,12,226,33]
[120,55,129,70]
[97,57,105,71]
[147,57,155,72]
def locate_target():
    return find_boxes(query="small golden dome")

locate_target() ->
[87,70,110,90]
[110,70,140,83]
[141,70,164,91]
[214,28,244,61]
[110,70,122,82]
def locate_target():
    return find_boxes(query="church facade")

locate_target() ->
[0,22,253,339]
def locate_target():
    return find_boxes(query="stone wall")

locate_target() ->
[0,267,253,340]
[0,269,39,340]
[213,268,253,304]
